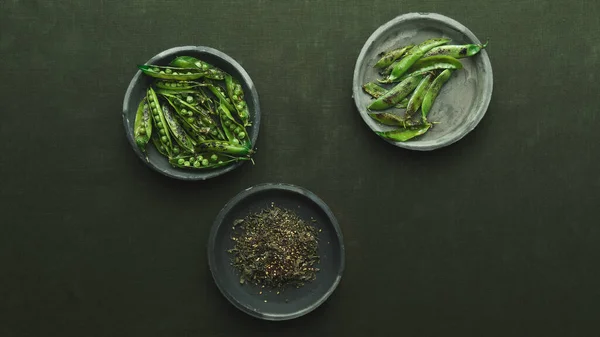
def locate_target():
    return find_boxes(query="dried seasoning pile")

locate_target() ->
[228,204,320,288]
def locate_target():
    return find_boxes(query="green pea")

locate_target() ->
[143,104,148,109]
[233,138,240,145]
[218,160,223,164]
[202,159,209,166]
[159,71,165,74]
[184,161,190,166]
[188,111,194,117]
[211,154,218,162]
[232,95,239,101]
[152,67,160,72]
[165,68,172,74]
[138,127,146,135]
[187,117,195,123]
[173,147,180,154]
[236,104,243,111]
[161,136,167,143]
[194,161,201,168]
[226,98,231,103]
[238,132,246,139]
[224,120,231,127]
[181,109,187,115]
[177,82,183,87]
[186,96,194,103]
[234,127,242,134]
[229,124,236,130]
[201,63,209,70]
[150,102,156,107]
[211,130,218,136]
[186,72,192,75]
[154,114,160,120]
[197,155,204,161]
[159,129,166,135]
[178,158,185,165]
[172,72,179,75]
[156,122,163,128]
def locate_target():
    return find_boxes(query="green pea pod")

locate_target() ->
[225,74,251,127]
[138,65,206,80]
[195,141,253,156]
[176,116,209,143]
[162,104,196,152]
[169,152,250,169]
[397,55,462,81]
[147,87,173,151]
[405,74,434,118]
[375,123,432,142]
[387,38,450,82]
[154,80,206,90]
[160,93,213,124]
[362,82,409,108]
[422,69,454,121]
[134,98,152,152]
[219,103,251,148]
[423,41,488,58]
[380,60,399,76]
[374,45,414,68]
[170,56,226,80]
[368,75,423,111]
[207,83,236,113]
[368,112,425,127]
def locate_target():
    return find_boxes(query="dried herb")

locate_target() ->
[228,203,320,289]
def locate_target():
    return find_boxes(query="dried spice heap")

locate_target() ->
[229,204,320,288]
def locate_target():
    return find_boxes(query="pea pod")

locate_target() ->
[368,75,423,111]
[151,129,171,157]
[162,103,196,152]
[405,74,433,118]
[170,56,226,80]
[154,80,205,91]
[423,41,488,58]
[195,140,253,156]
[207,83,236,113]
[147,87,173,151]
[160,93,213,123]
[219,103,251,148]
[397,55,462,81]
[387,38,450,82]
[169,152,250,169]
[368,112,424,127]
[225,74,250,127]
[138,65,206,80]
[134,98,152,152]
[375,123,432,142]
[362,82,409,108]
[374,45,414,69]
[422,69,454,121]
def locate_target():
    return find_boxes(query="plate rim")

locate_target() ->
[352,12,494,151]
[207,183,346,321]
[122,45,261,180]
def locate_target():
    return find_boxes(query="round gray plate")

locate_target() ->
[208,183,345,321]
[122,46,260,180]
[353,13,493,151]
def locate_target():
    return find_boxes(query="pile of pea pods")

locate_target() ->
[133,56,254,169]
[363,38,488,142]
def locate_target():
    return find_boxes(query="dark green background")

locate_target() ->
[1,0,599,336]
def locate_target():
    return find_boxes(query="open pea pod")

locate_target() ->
[160,93,213,123]
[207,83,236,113]
[195,140,253,156]
[169,152,250,169]
[151,129,171,157]
[154,80,206,91]
[162,103,196,153]
[134,98,152,153]
[225,74,250,127]
[169,56,226,80]
[147,87,173,151]
[423,41,488,58]
[218,103,251,148]
[138,65,207,80]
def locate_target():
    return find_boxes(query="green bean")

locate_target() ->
[396,55,462,81]
[386,38,450,82]
[169,56,226,80]
[225,74,250,127]
[134,98,152,152]
[138,65,206,80]
[375,123,432,142]
[423,41,488,58]
[374,45,413,68]
[195,141,253,156]
[146,87,173,150]
[368,75,423,111]
[362,82,409,108]
[405,74,433,118]
[422,69,454,122]
[162,103,196,152]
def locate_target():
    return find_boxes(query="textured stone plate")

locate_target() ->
[123,46,260,180]
[208,183,345,321]
[353,13,493,150]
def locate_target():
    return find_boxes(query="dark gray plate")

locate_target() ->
[208,183,345,321]
[122,46,260,180]
[353,13,493,151]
